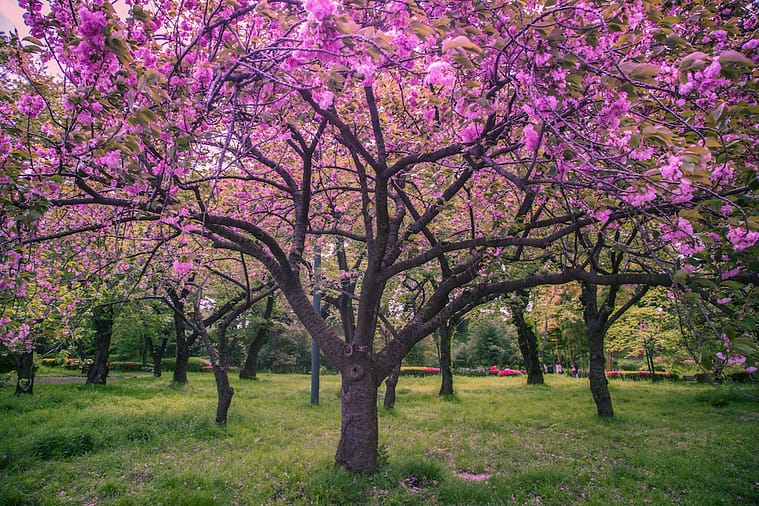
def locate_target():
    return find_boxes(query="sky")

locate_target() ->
[0,0,27,36]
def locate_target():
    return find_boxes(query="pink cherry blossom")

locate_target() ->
[304,0,337,23]
[172,260,194,275]
[726,226,759,251]
[426,61,455,87]
[522,124,540,152]
[18,94,45,119]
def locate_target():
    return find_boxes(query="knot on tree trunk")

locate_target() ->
[348,364,365,380]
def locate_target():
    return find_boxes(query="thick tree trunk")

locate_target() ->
[15,351,34,396]
[172,301,189,384]
[509,291,544,385]
[87,306,113,385]
[335,360,378,473]
[438,322,454,396]
[240,294,274,380]
[213,367,234,425]
[383,364,400,409]
[587,325,613,417]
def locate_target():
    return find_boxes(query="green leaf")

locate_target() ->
[674,268,691,283]
[442,35,483,54]
[334,15,360,34]
[408,21,435,40]
[619,62,661,79]
[678,209,702,222]
[641,125,674,145]
[679,51,708,72]
[22,36,44,45]
[718,50,755,67]
[711,103,727,123]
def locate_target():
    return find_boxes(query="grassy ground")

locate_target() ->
[0,371,757,505]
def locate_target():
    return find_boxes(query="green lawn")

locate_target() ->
[1,372,757,505]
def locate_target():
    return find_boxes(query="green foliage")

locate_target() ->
[454,319,521,368]
[161,356,208,373]
[0,351,16,373]
[111,301,172,361]
[403,335,438,367]
[258,326,312,373]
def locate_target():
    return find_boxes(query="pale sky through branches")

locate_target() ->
[0,0,26,36]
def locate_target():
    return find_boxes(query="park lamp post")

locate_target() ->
[311,246,321,405]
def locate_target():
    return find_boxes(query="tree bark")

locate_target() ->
[147,337,168,377]
[587,324,613,417]
[508,290,544,385]
[240,294,274,379]
[335,358,378,473]
[86,305,113,385]
[213,367,234,425]
[171,297,190,384]
[15,351,34,396]
[383,364,400,409]
[581,282,614,417]
[438,321,454,396]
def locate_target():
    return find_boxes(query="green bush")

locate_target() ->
[156,357,209,372]
[110,361,145,372]
[187,357,210,372]
[0,353,16,374]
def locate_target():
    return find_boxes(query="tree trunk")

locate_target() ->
[239,334,264,379]
[147,337,168,377]
[87,306,113,385]
[172,300,189,384]
[335,360,378,473]
[383,364,400,409]
[509,291,544,385]
[15,351,34,396]
[213,367,234,425]
[240,294,274,380]
[438,322,454,396]
[587,325,613,417]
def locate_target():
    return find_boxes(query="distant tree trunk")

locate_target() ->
[508,290,544,385]
[15,351,34,396]
[147,337,169,377]
[335,356,378,472]
[438,321,454,396]
[169,290,190,384]
[240,294,274,379]
[87,305,113,385]
[383,364,401,409]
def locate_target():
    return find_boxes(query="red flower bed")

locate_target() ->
[496,369,524,376]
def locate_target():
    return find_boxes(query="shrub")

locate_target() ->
[110,361,144,372]
[605,370,674,380]
[399,366,440,376]
[454,367,489,377]
[0,353,16,374]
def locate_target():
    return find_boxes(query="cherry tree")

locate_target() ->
[3,0,757,472]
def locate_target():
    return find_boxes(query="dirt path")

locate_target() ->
[33,375,138,384]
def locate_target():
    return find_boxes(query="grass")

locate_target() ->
[0,372,757,505]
